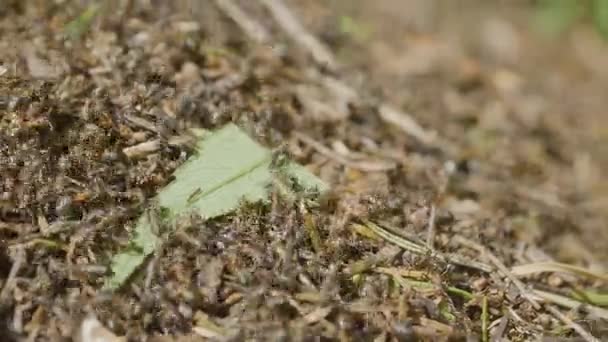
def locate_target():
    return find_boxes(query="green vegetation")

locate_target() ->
[536,0,608,39]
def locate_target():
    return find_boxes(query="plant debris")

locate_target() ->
[0,0,607,341]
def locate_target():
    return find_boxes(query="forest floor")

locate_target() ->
[0,1,607,341]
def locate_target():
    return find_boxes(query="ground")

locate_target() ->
[0,1,607,341]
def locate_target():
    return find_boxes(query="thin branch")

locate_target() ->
[481,296,489,342]
[426,204,436,250]
[122,139,160,159]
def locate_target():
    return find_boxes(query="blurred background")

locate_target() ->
[286,0,608,263]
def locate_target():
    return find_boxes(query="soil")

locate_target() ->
[0,0,607,341]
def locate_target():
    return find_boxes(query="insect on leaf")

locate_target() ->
[105,123,328,289]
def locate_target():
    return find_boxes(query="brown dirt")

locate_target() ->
[0,0,607,341]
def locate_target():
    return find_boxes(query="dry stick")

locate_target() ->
[293,132,396,172]
[213,0,271,44]
[259,0,337,71]
[545,305,600,342]
[511,262,608,283]
[122,139,160,159]
[426,204,436,250]
[481,296,489,342]
[124,114,158,133]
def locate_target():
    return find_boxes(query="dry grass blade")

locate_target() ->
[356,220,492,272]
[122,140,161,159]
[511,262,608,283]
[353,220,429,255]
[124,114,158,133]
[302,306,333,324]
[192,312,229,339]
[375,267,475,301]
[426,204,436,250]
[545,305,600,342]
[374,267,430,280]
[481,296,489,342]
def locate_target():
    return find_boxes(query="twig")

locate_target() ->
[213,0,271,44]
[293,132,396,172]
[455,236,541,310]
[122,139,160,159]
[144,249,160,290]
[545,305,599,342]
[426,204,436,250]
[481,296,489,342]
[124,114,158,133]
[511,262,608,283]
[259,0,337,71]
[0,247,25,303]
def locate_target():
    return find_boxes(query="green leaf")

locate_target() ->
[572,289,608,307]
[592,0,608,39]
[105,123,327,289]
